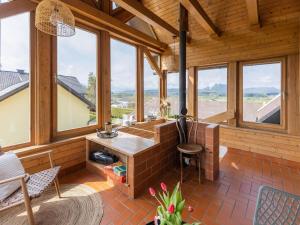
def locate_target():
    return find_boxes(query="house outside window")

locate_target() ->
[0,13,31,148]
[56,26,98,132]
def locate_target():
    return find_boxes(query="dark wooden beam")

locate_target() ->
[112,7,135,23]
[144,47,163,78]
[180,0,221,37]
[245,0,261,27]
[31,0,168,52]
[112,0,179,37]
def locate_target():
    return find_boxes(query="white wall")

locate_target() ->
[0,88,30,147]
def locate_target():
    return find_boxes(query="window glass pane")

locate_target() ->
[144,55,160,119]
[112,2,119,10]
[198,67,228,119]
[242,62,281,124]
[0,13,30,147]
[111,39,136,125]
[0,0,10,3]
[167,71,188,118]
[57,27,97,131]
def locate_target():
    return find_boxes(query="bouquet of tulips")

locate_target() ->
[149,182,201,225]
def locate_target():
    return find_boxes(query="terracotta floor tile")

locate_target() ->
[59,147,300,225]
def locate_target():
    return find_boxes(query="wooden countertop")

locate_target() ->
[86,132,158,157]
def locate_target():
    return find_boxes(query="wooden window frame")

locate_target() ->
[0,9,36,151]
[52,22,102,140]
[196,64,229,120]
[238,57,287,132]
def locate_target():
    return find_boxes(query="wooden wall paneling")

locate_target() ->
[136,46,144,122]
[100,31,111,125]
[31,0,168,52]
[0,0,36,19]
[16,137,86,174]
[287,54,300,135]
[35,30,52,145]
[228,62,237,126]
[188,66,197,117]
[220,126,300,162]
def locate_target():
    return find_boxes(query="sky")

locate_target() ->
[0,13,30,72]
[0,11,281,92]
[243,63,281,89]
[198,67,227,89]
[110,39,136,92]
[144,57,159,91]
[58,27,97,86]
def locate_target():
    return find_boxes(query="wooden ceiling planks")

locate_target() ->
[112,0,180,37]
[180,0,221,37]
[141,0,300,66]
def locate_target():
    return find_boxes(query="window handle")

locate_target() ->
[53,73,57,84]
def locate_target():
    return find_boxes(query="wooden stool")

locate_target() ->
[176,116,204,184]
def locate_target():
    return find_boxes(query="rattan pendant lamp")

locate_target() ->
[35,0,75,37]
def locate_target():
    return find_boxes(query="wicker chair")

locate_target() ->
[176,115,204,183]
[0,150,61,225]
[254,185,300,225]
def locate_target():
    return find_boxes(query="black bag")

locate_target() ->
[89,151,118,165]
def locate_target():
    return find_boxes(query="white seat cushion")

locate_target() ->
[0,153,25,202]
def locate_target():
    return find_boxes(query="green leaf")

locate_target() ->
[177,200,185,212]
[159,192,168,208]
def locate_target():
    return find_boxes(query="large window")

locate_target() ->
[144,55,160,119]
[167,72,188,118]
[0,13,31,147]
[56,26,98,132]
[241,60,284,127]
[111,39,136,125]
[198,66,228,119]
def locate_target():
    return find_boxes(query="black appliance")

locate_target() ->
[89,151,118,165]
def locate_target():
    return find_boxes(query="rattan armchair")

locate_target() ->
[0,150,61,225]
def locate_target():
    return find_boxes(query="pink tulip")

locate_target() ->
[168,204,175,214]
[188,205,194,212]
[149,187,156,196]
[160,182,167,192]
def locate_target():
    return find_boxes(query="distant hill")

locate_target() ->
[244,87,279,96]
[199,84,279,97]
[112,84,280,97]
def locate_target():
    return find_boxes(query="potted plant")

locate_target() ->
[147,182,201,225]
